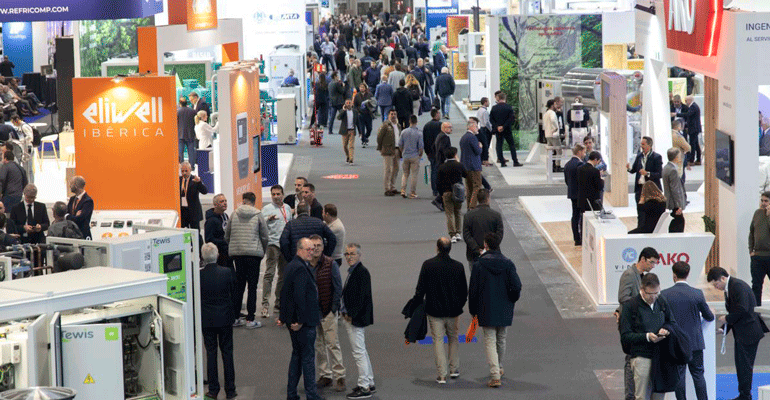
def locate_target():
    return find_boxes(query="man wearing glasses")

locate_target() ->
[616,247,660,400]
[341,244,375,399]
[619,273,674,400]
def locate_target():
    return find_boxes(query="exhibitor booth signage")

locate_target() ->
[186,0,217,31]
[73,76,179,215]
[583,230,714,306]
[0,0,163,22]
[662,0,723,56]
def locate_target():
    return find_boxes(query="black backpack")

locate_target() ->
[24,124,41,147]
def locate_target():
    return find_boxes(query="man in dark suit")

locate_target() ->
[577,151,604,214]
[66,176,93,240]
[670,94,686,123]
[328,71,347,137]
[489,92,522,167]
[675,96,702,166]
[708,267,767,400]
[279,238,323,400]
[199,243,237,400]
[462,189,503,263]
[627,136,663,224]
[10,183,48,244]
[662,262,714,400]
[564,144,585,246]
[188,91,211,116]
[177,98,198,168]
[179,162,208,229]
[341,243,375,398]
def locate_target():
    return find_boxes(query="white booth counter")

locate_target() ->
[581,213,715,308]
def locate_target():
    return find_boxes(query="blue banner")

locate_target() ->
[1,22,33,75]
[426,0,459,34]
[0,0,163,22]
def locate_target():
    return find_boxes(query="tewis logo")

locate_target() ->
[63,330,94,340]
[622,248,637,263]
[668,0,696,34]
[82,97,164,124]
[152,237,171,247]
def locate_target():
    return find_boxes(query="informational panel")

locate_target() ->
[426,0,459,35]
[72,76,179,216]
[222,0,307,60]
[186,0,218,31]
[61,323,123,400]
[0,0,162,22]
[1,22,33,75]
[446,15,469,48]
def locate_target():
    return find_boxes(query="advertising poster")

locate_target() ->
[446,15,469,48]
[186,0,218,31]
[1,22,33,75]
[498,14,602,149]
[426,0,459,36]
[225,0,306,60]
[228,70,262,203]
[0,0,163,22]
[73,76,179,214]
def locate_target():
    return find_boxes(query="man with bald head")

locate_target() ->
[179,162,208,230]
[411,237,467,384]
[279,237,323,400]
[673,95,702,166]
[65,175,94,240]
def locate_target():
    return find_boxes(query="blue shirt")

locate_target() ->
[459,131,482,171]
[398,126,424,159]
[282,76,299,86]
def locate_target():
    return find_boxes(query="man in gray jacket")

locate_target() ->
[616,247,660,400]
[662,148,686,233]
[226,191,269,329]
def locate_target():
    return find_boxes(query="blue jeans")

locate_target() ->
[379,105,392,121]
[440,95,451,116]
[179,139,196,168]
[328,105,343,135]
[287,325,321,400]
[430,159,439,196]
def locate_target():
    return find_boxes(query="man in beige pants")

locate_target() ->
[308,235,346,393]
[377,110,401,196]
[337,99,357,165]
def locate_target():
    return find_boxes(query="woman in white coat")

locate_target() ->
[194,110,218,148]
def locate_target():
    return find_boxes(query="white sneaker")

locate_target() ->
[451,236,458,243]
[233,318,246,327]
[454,234,463,242]
[245,320,263,329]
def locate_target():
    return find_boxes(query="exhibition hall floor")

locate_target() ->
[219,106,762,400]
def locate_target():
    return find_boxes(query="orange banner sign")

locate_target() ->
[187,0,218,31]
[73,76,179,215]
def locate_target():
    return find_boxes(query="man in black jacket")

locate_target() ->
[577,151,604,214]
[564,144,585,246]
[434,67,455,119]
[328,72,347,137]
[189,91,211,116]
[437,147,466,241]
[66,176,94,240]
[675,96,702,166]
[11,184,48,244]
[620,273,674,400]
[177,98,198,168]
[280,203,337,263]
[179,162,208,230]
[392,79,413,129]
[708,267,767,400]
[200,243,238,400]
[489,92,522,167]
[462,189,503,263]
[279,238,323,400]
[627,136,663,224]
[468,233,521,388]
[423,109,443,200]
[301,183,324,220]
[341,243,376,399]
[412,237,467,384]
[204,194,230,268]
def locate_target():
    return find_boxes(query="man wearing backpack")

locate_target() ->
[436,147,466,242]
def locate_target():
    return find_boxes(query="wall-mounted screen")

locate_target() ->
[715,129,734,186]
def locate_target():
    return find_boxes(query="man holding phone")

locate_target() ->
[619,273,674,400]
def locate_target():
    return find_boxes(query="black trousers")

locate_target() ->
[669,211,685,233]
[675,349,707,400]
[479,127,491,162]
[495,130,518,164]
[203,326,236,397]
[180,206,191,228]
[735,338,760,400]
[687,132,701,163]
[571,199,582,244]
[232,255,262,321]
[750,255,770,306]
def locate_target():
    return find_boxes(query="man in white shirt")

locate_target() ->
[261,184,293,317]
[322,204,346,267]
[476,97,493,166]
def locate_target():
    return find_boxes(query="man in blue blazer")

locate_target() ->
[661,261,714,400]
[66,176,93,240]
[563,144,585,246]
[627,136,663,225]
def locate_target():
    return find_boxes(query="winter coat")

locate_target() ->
[225,205,269,257]
[468,251,522,327]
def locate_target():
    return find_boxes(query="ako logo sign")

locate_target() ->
[662,0,723,56]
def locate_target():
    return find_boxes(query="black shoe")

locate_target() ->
[513,162,524,167]
[500,163,507,167]
[431,199,443,211]
[204,393,217,400]
[347,386,372,399]
[369,385,376,393]
[575,241,582,246]
[226,392,238,399]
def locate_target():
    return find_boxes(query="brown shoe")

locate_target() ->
[316,377,333,389]
[488,378,501,388]
[335,378,346,392]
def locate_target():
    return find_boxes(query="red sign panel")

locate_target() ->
[323,174,359,180]
[662,0,723,57]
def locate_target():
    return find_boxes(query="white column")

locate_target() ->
[641,58,672,153]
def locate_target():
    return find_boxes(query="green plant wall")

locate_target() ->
[80,18,152,77]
